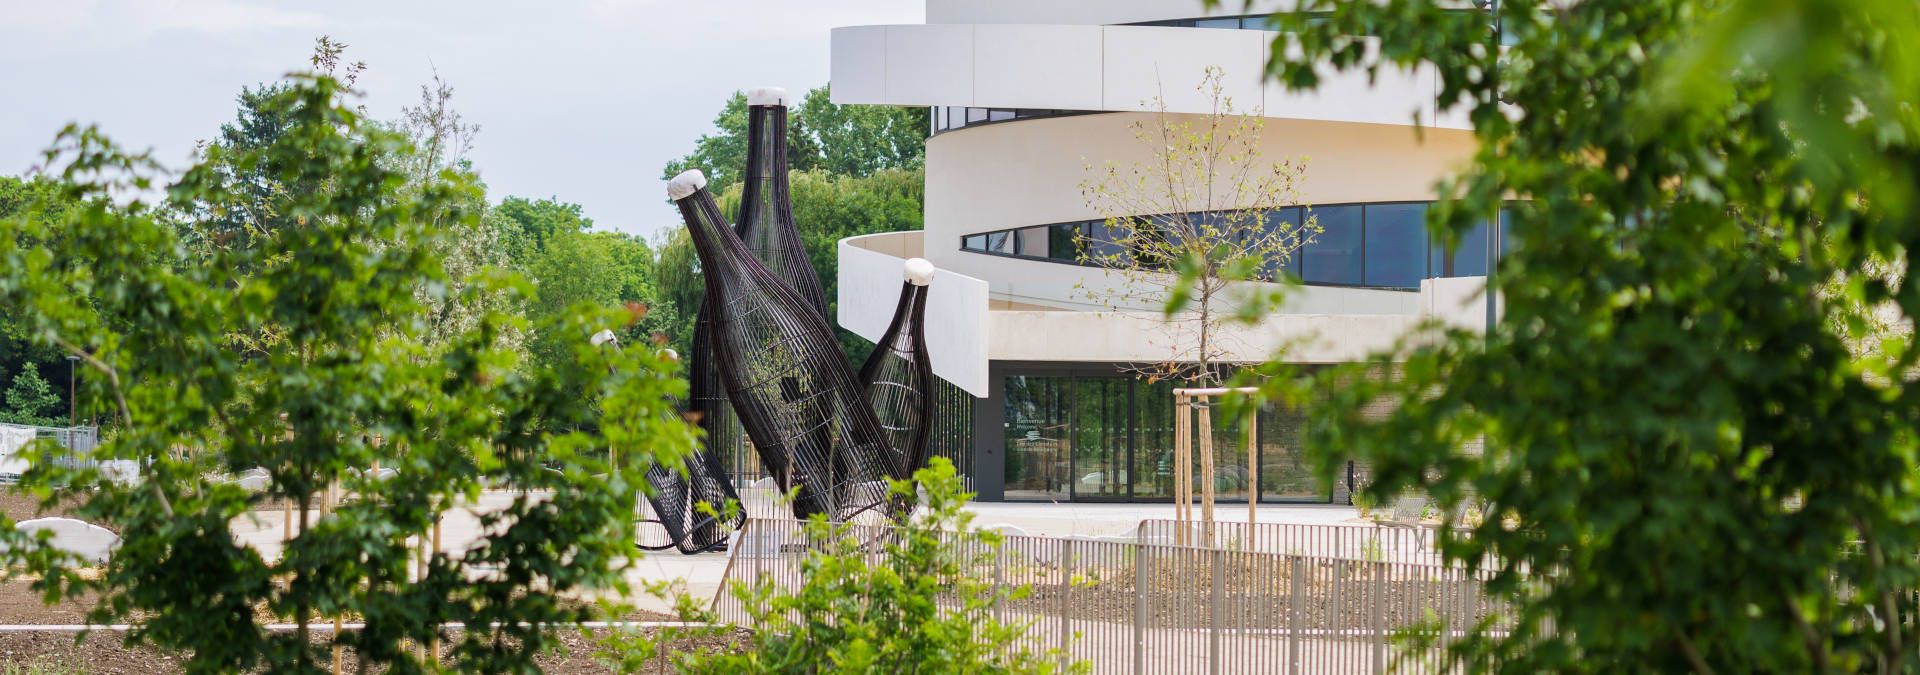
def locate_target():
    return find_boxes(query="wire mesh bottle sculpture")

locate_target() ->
[670,169,909,522]
[584,331,737,554]
[737,87,830,319]
[653,87,828,549]
[859,258,937,474]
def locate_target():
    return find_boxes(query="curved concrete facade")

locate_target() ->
[922,112,1476,313]
[828,1,1488,502]
[831,24,1466,130]
[927,0,1294,26]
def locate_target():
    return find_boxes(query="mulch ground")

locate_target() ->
[0,579,747,674]
[0,487,749,673]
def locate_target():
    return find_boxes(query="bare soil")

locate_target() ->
[0,581,746,673]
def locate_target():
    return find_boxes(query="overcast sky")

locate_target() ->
[0,0,922,240]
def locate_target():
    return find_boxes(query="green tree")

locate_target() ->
[1,363,61,426]
[1078,66,1316,388]
[177,37,367,259]
[527,229,622,369]
[663,85,927,194]
[600,459,1084,674]
[663,91,821,193]
[0,177,78,410]
[490,196,593,268]
[0,72,695,674]
[796,85,927,179]
[1231,0,1920,671]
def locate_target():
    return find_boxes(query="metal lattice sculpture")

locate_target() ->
[859,259,937,474]
[738,87,830,319]
[637,446,740,553]
[645,88,827,549]
[670,169,909,522]
[585,330,738,554]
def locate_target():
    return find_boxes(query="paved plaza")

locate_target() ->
[229,493,1364,612]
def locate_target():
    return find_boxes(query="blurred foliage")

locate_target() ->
[1202,0,1920,670]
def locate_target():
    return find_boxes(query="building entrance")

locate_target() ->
[997,369,1330,503]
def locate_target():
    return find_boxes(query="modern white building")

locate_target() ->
[831,0,1497,504]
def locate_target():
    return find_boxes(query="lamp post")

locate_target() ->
[66,355,78,428]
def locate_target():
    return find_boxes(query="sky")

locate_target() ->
[0,0,923,240]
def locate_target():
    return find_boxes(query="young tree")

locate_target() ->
[1078,66,1318,388]
[0,71,695,674]
[384,68,519,354]
[1241,0,1920,670]
[1,363,61,426]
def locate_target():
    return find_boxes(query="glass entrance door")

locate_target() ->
[999,370,1332,503]
[1003,375,1070,501]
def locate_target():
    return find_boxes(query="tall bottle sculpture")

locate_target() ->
[670,169,909,521]
[667,87,829,547]
[737,87,830,318]
[859,259,937,474]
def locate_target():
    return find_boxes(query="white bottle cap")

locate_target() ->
[746,87,790,107]
[667,169,707,200]
[903,258,936,287]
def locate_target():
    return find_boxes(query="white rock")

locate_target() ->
[98,460,141,486]
[16,518,119,563]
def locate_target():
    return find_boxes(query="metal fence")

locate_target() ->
[0,423,99,482]
[1137,520,1449,566]
[711,518,1505,674]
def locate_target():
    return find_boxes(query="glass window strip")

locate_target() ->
[957,200,1512,291]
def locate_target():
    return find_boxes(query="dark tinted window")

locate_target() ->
[988,109,1015,122]
[1048,223,1081,261]
[1450,220,1489,277]
[1086,219,1126,261]
[962,234,987,251]
[1363,203,1427,288]
[1500,208,1513,255]
[1264,207,1304,281]
[966,108,988,123]
[1195,17,1240,29]
[1302,206,1362,285]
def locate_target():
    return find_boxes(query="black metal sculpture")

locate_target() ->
[670,169,910,522]
[737,87,830,319]
[645,87,831,550]
[583,331,738,554]
[859,259,937,474]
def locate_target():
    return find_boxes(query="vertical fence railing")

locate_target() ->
[711,518,1504,674]
[1138,519,1451,566]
